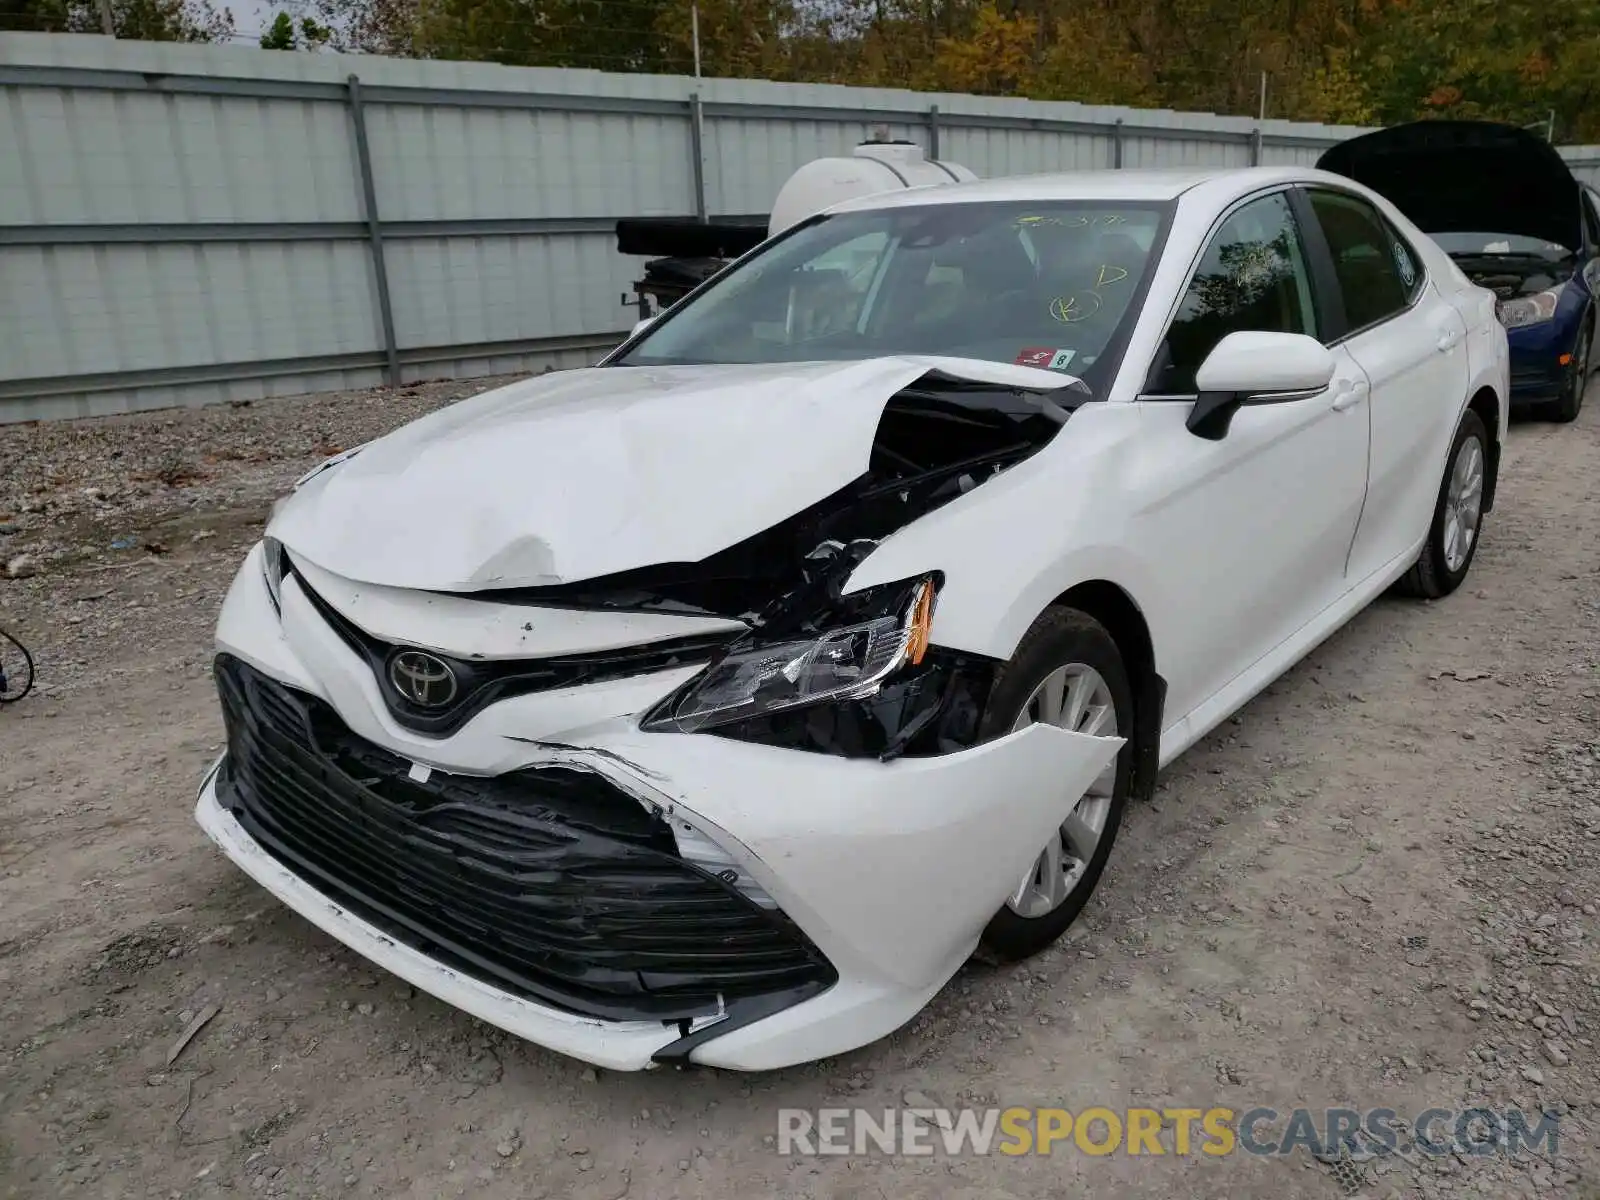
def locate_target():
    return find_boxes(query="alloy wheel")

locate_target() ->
[1442,435,1485,575]
[1005,663,1118,918]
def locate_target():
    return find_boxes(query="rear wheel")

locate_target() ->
[1395,408,1489,600]
[978,608,1134,962]
[0,627,34,704]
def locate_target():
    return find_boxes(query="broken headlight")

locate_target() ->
[642,576,937,734]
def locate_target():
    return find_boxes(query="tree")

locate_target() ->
[189,0,1600,140]
[1363,0,1600,139]
[304,0,420,55]
[409,0,675,71]
[0,0,233,39]
[931,4,1041,96]
[259,7,332,47]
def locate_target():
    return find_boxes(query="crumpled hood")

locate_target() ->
[269,356,1072,592]
[1317,120,1582,251]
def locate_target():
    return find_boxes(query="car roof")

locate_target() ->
[825,166,1318,213]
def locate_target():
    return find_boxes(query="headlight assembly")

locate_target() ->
[642,576,938,734]
[1497,282,1567,329]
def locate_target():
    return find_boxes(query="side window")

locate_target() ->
[1386,224,1424,305]
[1307,190,1410,332]
[1147,191,1317,395]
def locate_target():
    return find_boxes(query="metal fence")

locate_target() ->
[2,33,1596,424]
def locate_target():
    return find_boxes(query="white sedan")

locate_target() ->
[195,165,1508,1072]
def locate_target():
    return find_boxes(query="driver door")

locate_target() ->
[1131,189,1373,726]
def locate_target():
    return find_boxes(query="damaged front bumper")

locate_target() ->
[195,548,1123,1071]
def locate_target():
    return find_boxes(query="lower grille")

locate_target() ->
[212,654,835,1022]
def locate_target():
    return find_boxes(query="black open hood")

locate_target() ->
[1317,120,1581,251]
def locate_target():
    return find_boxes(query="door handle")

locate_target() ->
[1330,379,1368,412]
[1436,329,1463,353]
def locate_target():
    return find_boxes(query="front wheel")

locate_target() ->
[1395,408,1489,600]
[977,608,1134,962]
[1545,313,1591,424]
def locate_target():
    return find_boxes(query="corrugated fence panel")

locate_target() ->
[385,232,635,350]
[1259,142,1329,166]
[0,84,359,226]
[1560,146,1600,187]
[946,126,1111,177]
[4,240,378,375]
[702,115,923,214]
[0,32,1582,422]
[364,103,696,222]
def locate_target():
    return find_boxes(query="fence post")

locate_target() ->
[927,104,941,160]
[689,93,708,223]
[1111,118,1124,169]
[347,74,400,387]
[1249,126,1263,167]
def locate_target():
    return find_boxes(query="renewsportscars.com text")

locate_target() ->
[777,1105,1561,1158]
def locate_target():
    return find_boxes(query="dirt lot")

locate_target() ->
[2,379,1598,1200]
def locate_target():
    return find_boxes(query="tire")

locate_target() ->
[1545,313,1590,424]
[977,608,1136,962]
[1394,408,1490,600]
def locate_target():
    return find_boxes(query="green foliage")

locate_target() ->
[0,0,233,39]
[259,8,332,48]
[9,0,1600,137]
[1363,0,1600,138]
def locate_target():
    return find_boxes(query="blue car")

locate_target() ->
[1319,120,1598,422]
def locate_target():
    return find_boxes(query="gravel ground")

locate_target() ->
[2,377,1599,1200]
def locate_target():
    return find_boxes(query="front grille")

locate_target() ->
[288,562,733,739]
[212,654,835,1022]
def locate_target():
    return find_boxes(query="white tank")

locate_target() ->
[768,139,978,237]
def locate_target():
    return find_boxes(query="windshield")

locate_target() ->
[615,200,1172,385]
[1433,232,1572,259]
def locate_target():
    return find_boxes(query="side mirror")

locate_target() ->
[1187,331,1336,440]
[631,315,657,337]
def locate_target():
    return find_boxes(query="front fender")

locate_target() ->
[843,403,1167,664]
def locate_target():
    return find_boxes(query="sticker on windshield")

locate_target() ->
[1015,347,1077,370]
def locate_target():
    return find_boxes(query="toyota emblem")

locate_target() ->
[388,650,458,708]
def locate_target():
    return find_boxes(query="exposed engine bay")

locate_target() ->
[1450,253,1574,300]
[466,372,1089,760]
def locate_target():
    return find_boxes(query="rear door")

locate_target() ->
[1299,186,1470,584]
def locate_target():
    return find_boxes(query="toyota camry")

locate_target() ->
[195,165,1509,1072]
